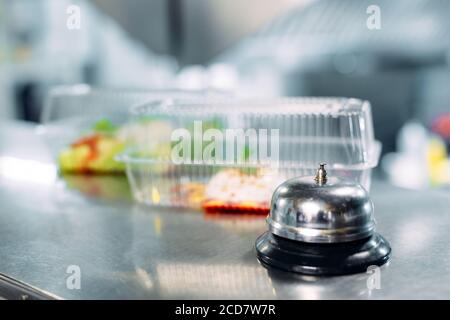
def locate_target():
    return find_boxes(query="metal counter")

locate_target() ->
[0,121,449,299]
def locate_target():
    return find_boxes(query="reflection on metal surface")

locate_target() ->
[61,174,131,201]
[395,218,434,254]
[151,187,161,204]
[156,263,274,299]
[0,156,56,185]
[154,216,163,236]
[203,212,266,234]
[266,269,370,300]
[135,268,154,290]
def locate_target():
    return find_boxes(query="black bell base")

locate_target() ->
[255,231,391,276]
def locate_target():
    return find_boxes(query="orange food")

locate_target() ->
[170,183,206,206]
[59,133,125,174]
[71,134,102,172]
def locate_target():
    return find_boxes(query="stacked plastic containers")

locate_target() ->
[39,85,220,168]
[117,97,381,212]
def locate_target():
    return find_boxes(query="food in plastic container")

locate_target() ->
[59,132,125,174]
[118,97,382,211]
[202,168,285,213]
[40,85,218,174]
[57,118,175,174]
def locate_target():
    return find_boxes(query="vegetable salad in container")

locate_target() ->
[116,97,381,214]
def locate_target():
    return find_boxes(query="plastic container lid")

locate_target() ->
[38,85,228,161]
[41,85,224,124]
[126,97,381,170]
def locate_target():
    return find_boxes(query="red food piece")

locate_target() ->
[69,134,103,173]
[432,114,450,139]
[202,200,269,214]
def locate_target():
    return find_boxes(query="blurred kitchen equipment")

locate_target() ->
[382,121,450,189]
[217,0,450,154]
[255,163,391,275]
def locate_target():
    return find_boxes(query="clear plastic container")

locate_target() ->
[40,85,218,124]
[117,97,381,211]
[38,85,223,173]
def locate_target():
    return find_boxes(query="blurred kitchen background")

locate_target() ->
[1,0,450,189]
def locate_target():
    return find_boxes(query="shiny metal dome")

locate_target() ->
[268,164,375,243]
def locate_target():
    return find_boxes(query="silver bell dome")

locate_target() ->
[268,164,375,243]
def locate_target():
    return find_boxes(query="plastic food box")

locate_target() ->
[38,85,223,173]
[117,97,381,212]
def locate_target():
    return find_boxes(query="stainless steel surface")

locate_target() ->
[0,273,58,300]
[268,165,375,243]
[0,121,450,299]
